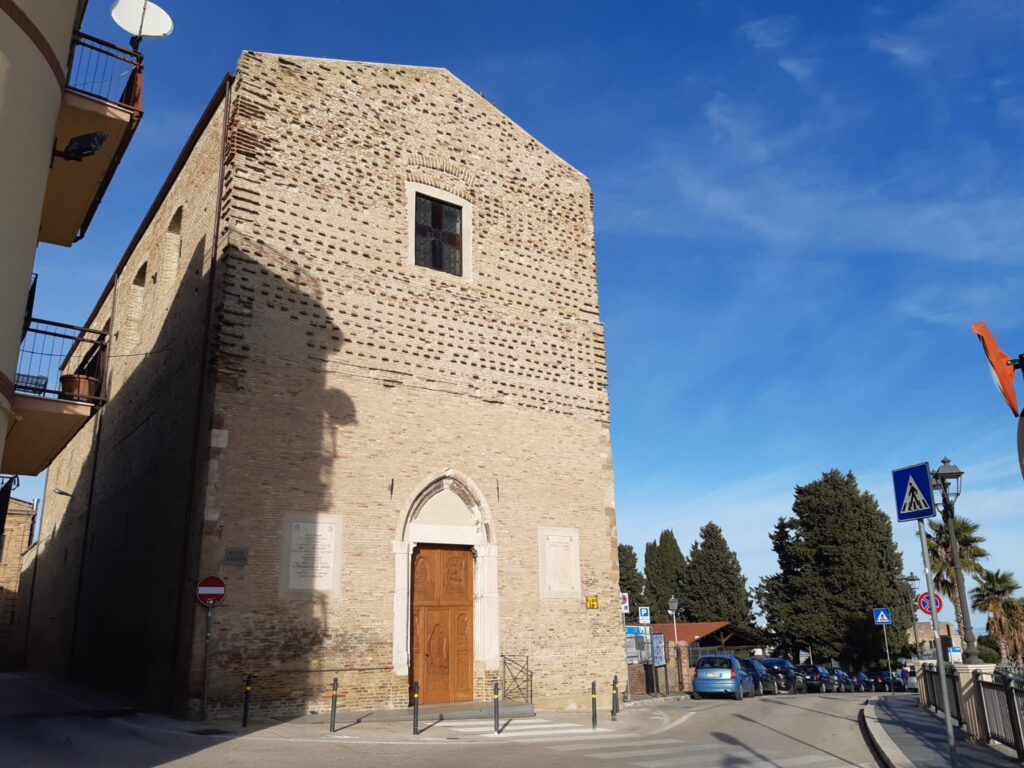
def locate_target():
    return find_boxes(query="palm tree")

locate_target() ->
[928,517,988,642]
[971,570,1022,663]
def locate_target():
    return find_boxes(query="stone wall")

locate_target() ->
[0,497,34,666]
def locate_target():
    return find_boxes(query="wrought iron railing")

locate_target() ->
[16,318,108,405]
[976,670,1024,760]
[67,32,143,111]
[501,655,532,703]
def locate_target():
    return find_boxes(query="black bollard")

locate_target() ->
[592,681,597,730]
[329,676,338,733]
[493,680,500,734]
[611,674,618,721]
[413,681,420,736]
[242,674,252,728]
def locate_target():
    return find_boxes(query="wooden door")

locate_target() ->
[411,545,474,704]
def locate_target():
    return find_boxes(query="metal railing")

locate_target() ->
[501,654,532,703]
[67,32,143,111]
[16,318,108,405]
[976,671,1024,761]
[921,664,964,727]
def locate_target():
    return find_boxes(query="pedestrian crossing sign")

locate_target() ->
[873,608,892,625]
[891,462,937,523]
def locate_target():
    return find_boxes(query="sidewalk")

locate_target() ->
[862,694,1020,768]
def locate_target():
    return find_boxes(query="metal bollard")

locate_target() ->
[611,674,618,721]
[493,680,500,734]
[242,674,252,728]
[329,676,338,733]
[413,681,420,736]
[592,681,597,730]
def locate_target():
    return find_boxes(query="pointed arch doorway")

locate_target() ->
[392,470,499,706]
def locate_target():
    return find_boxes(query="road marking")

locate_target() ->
[635,749,775,767]
[551,738,681,752]
[724,757,838,768]
[438,718,547,727]
[505,730,630,743]
[452,722,579,733]
[591,743,726,760]
[484,727,613,738]
[652,710,695,734]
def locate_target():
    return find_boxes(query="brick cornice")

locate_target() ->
[0,0,67,89]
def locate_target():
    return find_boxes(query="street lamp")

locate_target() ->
[931,457,981,665]
[668,595,679,645]
[899,572,921,657]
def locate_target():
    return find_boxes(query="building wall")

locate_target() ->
[0,0,84,474]
[19,97,227,711]
[0,497,35,666]
[191,52,622,717]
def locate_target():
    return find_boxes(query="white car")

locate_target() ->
[905,673,918,692]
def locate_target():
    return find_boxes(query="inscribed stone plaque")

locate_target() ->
[538,527,581,599]
[279,515,343,597]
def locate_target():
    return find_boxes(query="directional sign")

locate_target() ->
[621,592,630,614]
[196,575,225,607]
[873,607,892,625]
[916,592,943,616]
[638,606,651,625]
[624,625,645,636]
[892,463,937,523]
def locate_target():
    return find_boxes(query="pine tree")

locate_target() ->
[678,522,754,627]
[644,529,687,622]
[757,469,911,667]
[618,544,645,623]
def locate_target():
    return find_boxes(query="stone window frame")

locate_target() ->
[405,181,474,283]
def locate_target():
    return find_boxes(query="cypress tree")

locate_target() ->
[644,529,687,622]
[757,469,911,667]
[618,544,645,623]
[679,522,754,627]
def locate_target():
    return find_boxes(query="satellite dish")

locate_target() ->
[111,0,174,44]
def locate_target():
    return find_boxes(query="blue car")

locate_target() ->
[691,655,756,701]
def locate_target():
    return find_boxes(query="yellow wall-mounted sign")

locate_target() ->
[586,595,599,609]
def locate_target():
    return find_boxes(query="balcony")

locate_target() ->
[39,32,144,246]
[1,319,108,476]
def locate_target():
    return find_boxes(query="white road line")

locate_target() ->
[652,711,696,734]
[438,719,549,727]
[542,733,651,747]
[551,738,681,752]
[726,757,838,768]
[590,743,727,760]
[635,749,770,767]
[486,727,612,738]
[452,722,583,733]
[487,728,618,742]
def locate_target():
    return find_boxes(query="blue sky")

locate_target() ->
[25,1,1024,633]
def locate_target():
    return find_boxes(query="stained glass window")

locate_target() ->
[414,194,462,276]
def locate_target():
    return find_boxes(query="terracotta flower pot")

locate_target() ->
[60,374,100,402]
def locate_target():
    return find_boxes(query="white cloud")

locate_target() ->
[778,57,816,83]
[738,16,797,50]
[869,33,932,68]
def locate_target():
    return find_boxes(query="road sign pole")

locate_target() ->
[918,518,958,768]
[882,623,894,697]
[202,605,212,720]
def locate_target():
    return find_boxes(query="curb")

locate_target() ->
[624,693,693,708]
[860,699,915,768]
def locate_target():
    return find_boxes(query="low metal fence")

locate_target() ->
[976,671,1024,761]
[501,654,532,703]
[921,664,963,727]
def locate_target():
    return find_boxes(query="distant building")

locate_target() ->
[19,52,623,718]
[907,621,961,658]
[0,495,35,667]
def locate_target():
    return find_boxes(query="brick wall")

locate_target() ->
[0,497,34,666]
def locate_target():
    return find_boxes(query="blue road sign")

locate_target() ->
[892,463,937,523]
[624,625,645,636]
[873,608,893,625]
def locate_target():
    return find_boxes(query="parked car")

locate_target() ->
[692,655,756,701]
[832,669,855,693]
[852,672,872,692]
[760,658,808,694]
[905,671,918,692]
[882,671,906,692]
[740,658,779,695]
[867,670,891,691]
[799,664,838,693]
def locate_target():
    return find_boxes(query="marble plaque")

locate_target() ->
[280,515,343,596]
[538,527,581,599]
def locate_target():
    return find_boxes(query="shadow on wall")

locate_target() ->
[16,229,353,732]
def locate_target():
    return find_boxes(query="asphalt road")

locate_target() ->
[2,674,881,768]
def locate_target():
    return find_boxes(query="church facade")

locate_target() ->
[19,51,623,717]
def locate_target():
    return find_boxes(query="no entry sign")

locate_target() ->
[196,575,226,607]
[917,591,943,616]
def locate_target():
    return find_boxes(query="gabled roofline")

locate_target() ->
[79,72,234,332]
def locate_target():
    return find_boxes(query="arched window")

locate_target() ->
[161,207,183,295]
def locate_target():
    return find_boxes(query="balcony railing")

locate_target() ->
[16,318,108,405]
[67,31,143,112]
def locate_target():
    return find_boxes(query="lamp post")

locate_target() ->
[931,457,981,665]
[668,595,679,645]
[899,573,922,657]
